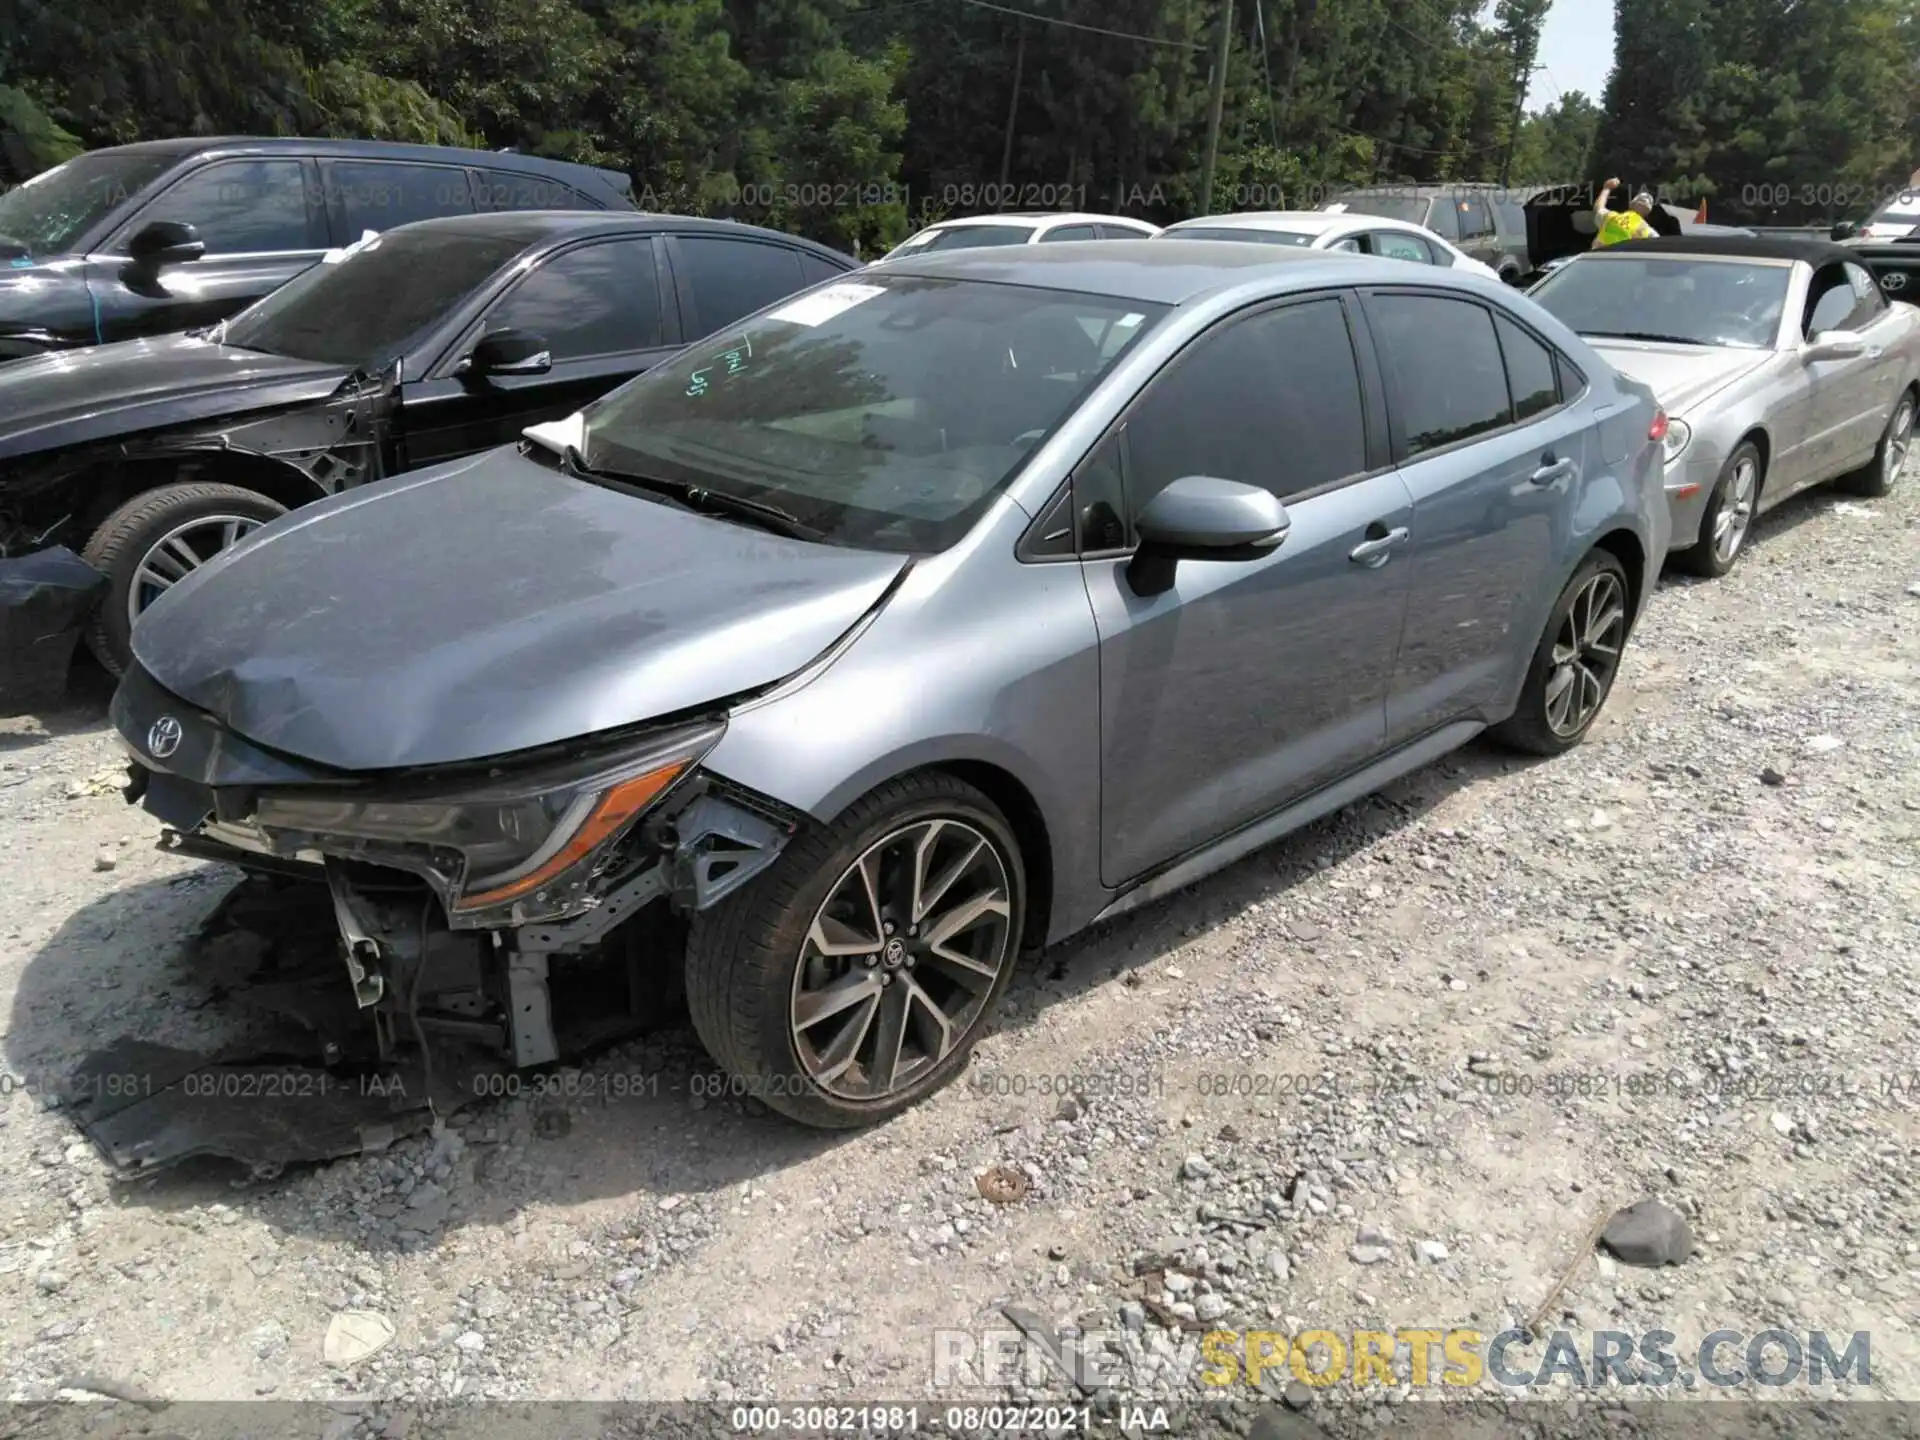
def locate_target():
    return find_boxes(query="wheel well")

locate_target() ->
[69,451,325,539]
[932,760,1054,953]
[1592,528,1647,632]
[1736,427,1771,488]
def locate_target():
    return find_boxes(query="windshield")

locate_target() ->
[884,224,1034,259]
[1326,195,1429,225]
[577,274,1167,553]
[1866,192,1920,230]
[1163,225,1316,246]
[1528,255,1791,350]
[0,150,178,259]
[221,228,527,366]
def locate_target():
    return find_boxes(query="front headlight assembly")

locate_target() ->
[1661,417,1692,467]
[252,718,725,924]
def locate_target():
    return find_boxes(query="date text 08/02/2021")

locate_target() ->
[728,1404,1145,1434]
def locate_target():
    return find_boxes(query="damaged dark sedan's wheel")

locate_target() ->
[83,481,287,676]
[684,773,1024,1128]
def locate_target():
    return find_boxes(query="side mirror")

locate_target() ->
[1830,220,1859,241]
[1804,329,1866,362]
[127,220,205,267]
[1135,475,1290,556]
[467,328,552,378]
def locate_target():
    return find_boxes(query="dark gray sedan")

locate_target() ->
[112,242,1670,1129]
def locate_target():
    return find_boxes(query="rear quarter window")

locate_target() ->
[478,170,600,211]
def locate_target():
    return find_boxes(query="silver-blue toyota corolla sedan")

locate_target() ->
[110,241,1670,1128]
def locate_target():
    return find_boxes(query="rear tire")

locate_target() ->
[80,482,287,676]
[1492,550,1631,757]
[683,772,1025,1129]
[1673,442,1761,579]
[1835,389,1914,498]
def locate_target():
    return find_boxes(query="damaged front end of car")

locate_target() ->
[93,662,798,1171]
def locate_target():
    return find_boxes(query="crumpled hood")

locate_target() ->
[130,444,910,771]
[0,333,349,462]
[1582,340,1771,415]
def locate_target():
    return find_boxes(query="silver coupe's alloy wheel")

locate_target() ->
[790,819,1013,1101]
[1712,454,1758,564]
[130,513,266,624]
[1544,569,1624,738]
[1885,397,1914,488]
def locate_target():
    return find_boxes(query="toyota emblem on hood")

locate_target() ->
[147,716,184,759]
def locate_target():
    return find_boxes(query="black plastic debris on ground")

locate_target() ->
[61,873,504,1177]
[0,545,106,715]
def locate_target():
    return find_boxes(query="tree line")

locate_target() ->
[1,0,1914,253]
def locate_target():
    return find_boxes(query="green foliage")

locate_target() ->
[1512,91,1600,183]
[6,0,1912,237]
[1595,0,1918,221]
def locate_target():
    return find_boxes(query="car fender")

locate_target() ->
[700,500,1108,945]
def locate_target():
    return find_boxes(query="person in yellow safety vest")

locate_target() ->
[1592,177,1658,247]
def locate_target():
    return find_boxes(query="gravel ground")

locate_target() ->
[1,463,1917,1437]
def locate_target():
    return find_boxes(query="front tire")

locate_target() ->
[683,772,1025,1129]
[1673,442,1760,579]
[1492,550,1631,757]
[1835,389,1914,498]
[81,482,286,676]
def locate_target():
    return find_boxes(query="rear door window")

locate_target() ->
[1368,230,1437,264]
[797,251,853,285]
[1455,197,1493,240]
[326,161,475,234]
[1366,292,1513,454]
[128,159,318,255]
[674,235,806,336]
[1039,224,1101,242]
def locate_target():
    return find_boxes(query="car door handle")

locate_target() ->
[1349,526,1410,565]
[1531,456,1576,485]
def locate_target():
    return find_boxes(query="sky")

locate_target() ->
[1526,0,1616,112]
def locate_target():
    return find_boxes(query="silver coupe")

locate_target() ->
[1525,236,1919,575]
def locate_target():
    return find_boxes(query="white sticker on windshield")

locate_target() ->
[766,282,886,327]
[321,229,381,265]
[1116,312,1144,328]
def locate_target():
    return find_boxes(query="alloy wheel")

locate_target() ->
[129,514,266,625]
[1544,570,1625,738]
[1885,398,1914,488]
[1712,456,1758,564]
[790,819,1013,1101]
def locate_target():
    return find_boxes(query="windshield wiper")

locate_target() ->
[1584,330,1709,346]
[557,447,824,541]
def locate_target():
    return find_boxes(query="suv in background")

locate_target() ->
[1321,184,1532,281]
[0,137,636,361]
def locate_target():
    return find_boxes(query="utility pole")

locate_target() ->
[1200,0,1234,214]
[999,22,1026,189]
[1500,63,1544,187]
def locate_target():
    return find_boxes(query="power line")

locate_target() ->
[952,0,1207,50]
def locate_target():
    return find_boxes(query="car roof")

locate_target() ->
[1599,234,1864,266]
[869,237,1490,306]
[365,209,853,259]
[84,136,628,189]
[1166,211,1347,235]
[925,212,1154,230]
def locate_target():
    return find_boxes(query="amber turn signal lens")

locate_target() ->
[453,760,687,911]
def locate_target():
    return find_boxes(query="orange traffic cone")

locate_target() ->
[1695,199,1707,224]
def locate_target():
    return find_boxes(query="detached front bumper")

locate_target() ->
[0,545,106,714]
